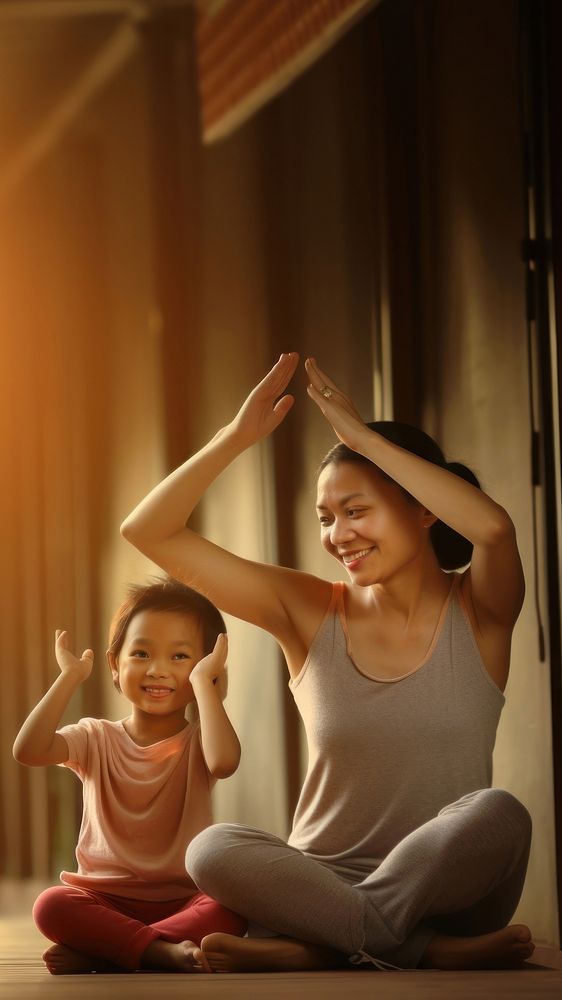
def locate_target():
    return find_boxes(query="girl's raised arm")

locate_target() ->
[121,354,328,641]
[306,357,525,635]
[189,634,241,779]
[13,631,93,766]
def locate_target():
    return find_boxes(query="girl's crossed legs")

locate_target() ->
[186,788,534,972]
[33,885,247,974]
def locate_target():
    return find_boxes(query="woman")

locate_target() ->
[121,353,534,972]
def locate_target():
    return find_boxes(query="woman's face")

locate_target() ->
[316,461,432,586]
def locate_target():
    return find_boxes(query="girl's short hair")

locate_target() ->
[108,577,227,659]
[319,421,481,571]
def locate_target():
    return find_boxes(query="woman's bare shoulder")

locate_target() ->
[274,566,335,634]
[272,569,335,675]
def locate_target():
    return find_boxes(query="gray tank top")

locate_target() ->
[288,576,505,880]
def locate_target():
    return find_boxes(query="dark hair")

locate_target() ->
[108,577,226,659]
[319,421,481,571]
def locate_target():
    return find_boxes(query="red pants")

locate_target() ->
[33,884,247,971]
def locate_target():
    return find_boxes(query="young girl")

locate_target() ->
[13,578,247,975]
[120,353,534,973]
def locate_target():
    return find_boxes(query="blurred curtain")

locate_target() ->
[0,149,111,878]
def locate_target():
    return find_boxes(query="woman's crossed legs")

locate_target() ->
[186,788,533,972]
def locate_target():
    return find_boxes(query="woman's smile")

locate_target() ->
[340,545,377,569]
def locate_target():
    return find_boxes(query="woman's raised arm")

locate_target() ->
[121,353,329,642]
[122,354,298,546]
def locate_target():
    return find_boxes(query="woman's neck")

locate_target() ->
[363,561,453,628]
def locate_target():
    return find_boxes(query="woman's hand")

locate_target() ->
[305,357,369,453]
[55,630,94,684]
[229,353,300,448]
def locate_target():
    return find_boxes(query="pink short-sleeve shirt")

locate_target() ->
[58,717,214,901]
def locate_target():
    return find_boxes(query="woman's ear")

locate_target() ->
[422,509,438,528]
[107,649,121,693]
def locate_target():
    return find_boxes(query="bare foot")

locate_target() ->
[200,932,346,973]
[42,944,122,975]
[141,938,211,973]
[421,924,535,970]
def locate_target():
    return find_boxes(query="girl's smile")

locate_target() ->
[141,685,175,699]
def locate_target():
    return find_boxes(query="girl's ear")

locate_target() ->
[107,649,121,693]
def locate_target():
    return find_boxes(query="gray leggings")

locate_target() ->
[186,788,532,968]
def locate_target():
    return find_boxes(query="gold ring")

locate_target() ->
[321,386,333,399]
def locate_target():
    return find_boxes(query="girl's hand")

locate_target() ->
[190,633,228,687]
[189,634,240,777]
[305,357,369,453]
[229,353,299,448]
[55,630,94,683]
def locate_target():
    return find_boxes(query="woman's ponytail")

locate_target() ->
[430,462,481,570]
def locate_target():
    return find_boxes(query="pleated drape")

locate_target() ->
[195,0,378,141]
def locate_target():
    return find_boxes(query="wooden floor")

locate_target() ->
[1,882,561,1000]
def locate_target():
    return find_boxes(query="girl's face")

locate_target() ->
[109,609,203,716]
[316,461,433,586]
